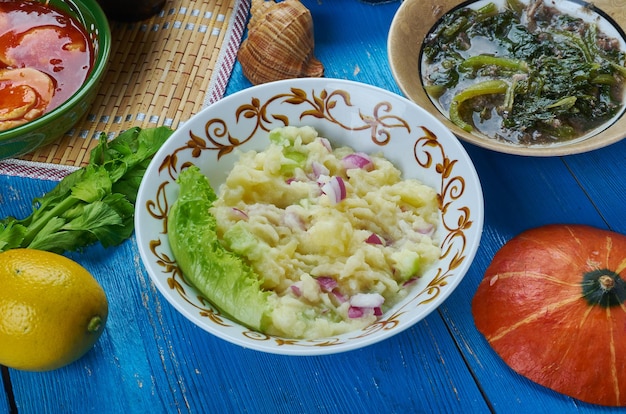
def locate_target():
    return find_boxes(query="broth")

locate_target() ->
[0,0,94,131]
[421,0,626,146]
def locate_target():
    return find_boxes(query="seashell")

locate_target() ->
[237,0,324,85]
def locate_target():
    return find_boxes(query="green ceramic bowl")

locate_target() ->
[0,0,111,160]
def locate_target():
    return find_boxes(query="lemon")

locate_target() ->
[0,249,108,371]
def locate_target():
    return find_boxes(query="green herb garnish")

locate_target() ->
[0,126,173,253]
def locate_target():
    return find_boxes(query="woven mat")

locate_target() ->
[0,0,250,179]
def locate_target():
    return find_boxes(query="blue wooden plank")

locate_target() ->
[1,175,57,216]
[465,144,609,234]
[1,174,488,413]
[227,0,404,97]
[5,241,183,412]
[310,0,403,94]
[1,176,183,412]
[225,0,626,408]
[441,143,623,412]
[6,0,626,411]
[1,370,10,414]
[564,140,626,234]
[150,305,490,413]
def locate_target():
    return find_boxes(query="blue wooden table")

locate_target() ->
[2,1,626,413]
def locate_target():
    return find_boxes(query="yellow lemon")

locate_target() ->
[0,248,108,371]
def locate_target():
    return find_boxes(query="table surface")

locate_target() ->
[2,1,626,413]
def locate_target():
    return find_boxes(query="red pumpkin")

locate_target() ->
[472,224,626,407]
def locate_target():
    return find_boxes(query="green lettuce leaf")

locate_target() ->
[167,166,271,331]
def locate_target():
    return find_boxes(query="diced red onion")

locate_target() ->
[283,211,305,230]
[365,233,384,245]
[350,293,384,308]
[316,174,330,187]
[416,223,435,236]
[348,307,364,318]
[290,284,302,297]
[332,290,347,303]
[321,176,347,204]
[348,306,383,319]
[316,276,338,292]
[230,208,248,220]
[403,277,418,287]
[311,161,329,179]
[348,293,385,319]
[342,152,374,171]
[316,137,332,152]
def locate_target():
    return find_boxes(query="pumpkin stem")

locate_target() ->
[598,275,615,290]
[582,269,626,307]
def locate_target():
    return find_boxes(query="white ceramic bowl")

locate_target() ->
[135,78,484,355]
[388,0,626,156]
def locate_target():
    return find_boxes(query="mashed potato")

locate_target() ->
[211,126,440,338]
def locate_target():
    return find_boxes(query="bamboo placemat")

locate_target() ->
[1,0,250,177]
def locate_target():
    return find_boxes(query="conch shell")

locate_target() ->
[238,0,324,85]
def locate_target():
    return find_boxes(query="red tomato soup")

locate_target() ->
[0,0,94,131]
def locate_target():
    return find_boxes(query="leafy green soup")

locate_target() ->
[421,0,626,145]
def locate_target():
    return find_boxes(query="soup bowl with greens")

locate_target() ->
[134,78,484,355]
[389,0,626,156]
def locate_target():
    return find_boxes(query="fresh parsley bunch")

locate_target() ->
[0,126,173,253]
